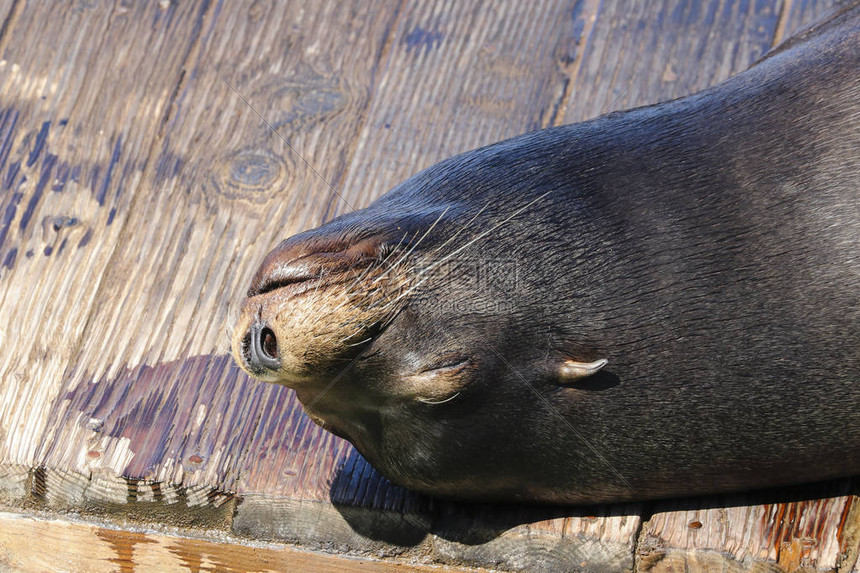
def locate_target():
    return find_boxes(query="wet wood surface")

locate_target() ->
[0,0,856,572]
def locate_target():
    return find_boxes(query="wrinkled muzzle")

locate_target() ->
[232,232,408,386]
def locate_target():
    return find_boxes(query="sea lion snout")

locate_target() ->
[239,321,280,374]
[232,225,412,387]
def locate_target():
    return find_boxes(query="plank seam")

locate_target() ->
[837,490,860,573]
[319,0,408,222]
[548,0,603,127]
[772,0,794,47]
[632,501,655,573]
[0,0,23,61]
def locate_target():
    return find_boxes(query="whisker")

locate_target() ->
[372,206,451,284]
[396,201,493,283]
[380,232,410,267]
[418,392,461,405]
[390,83,634,302]
[385,190,553,309]
[422,201,491,261]
[332,265,379,313]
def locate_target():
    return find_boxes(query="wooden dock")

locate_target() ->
[0,0,856,571]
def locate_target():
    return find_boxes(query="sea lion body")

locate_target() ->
[233,5,860,504]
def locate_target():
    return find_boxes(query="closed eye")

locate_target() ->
[418,357,470,374]
[408,356,472,406]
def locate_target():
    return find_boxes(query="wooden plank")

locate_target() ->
[778,0,843,41]
[637,481,860,573]
[427,502,642,572]
[0,511,481,573]
[0,464,26,502]
[33,0,403,505]
[0,0,21,58]
[335,0,602,212]
[234,496,643,571]
[0,0,207,471]
[561,0,782,123]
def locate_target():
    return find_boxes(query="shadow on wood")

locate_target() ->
[330,447,640,546]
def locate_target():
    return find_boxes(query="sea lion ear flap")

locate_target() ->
[556,358,607,384]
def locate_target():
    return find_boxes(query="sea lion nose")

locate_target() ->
[243,322,281,372]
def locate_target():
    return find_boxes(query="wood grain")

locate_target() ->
[428,501,642,572]
[0,511,478,573]
[336,0,602,212]
[0,0,22,60]
[780,0,848,40]
[562,0,783,123]
[35,0,401,495]
[0,0,207,470]
[638,482,860,573]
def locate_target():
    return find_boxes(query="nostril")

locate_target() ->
[246,322,281,371]
[260,326,278,360]
[241,330,253,364]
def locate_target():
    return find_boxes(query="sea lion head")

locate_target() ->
[230,7,860,503]
[232,133,615,501]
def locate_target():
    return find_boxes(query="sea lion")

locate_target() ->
[232,4,860,504]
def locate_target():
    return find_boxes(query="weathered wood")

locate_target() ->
[561,0,782,123]
[0,463,26,502]
[428,502,642,572]
[34,0,401,497]
[0,1,21,59]
[233,496,644,572]
[337,0,603,212]
[637,481,860,573]
[0,0,206,469]
[781,0,850,39]
[0,511,480,573]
